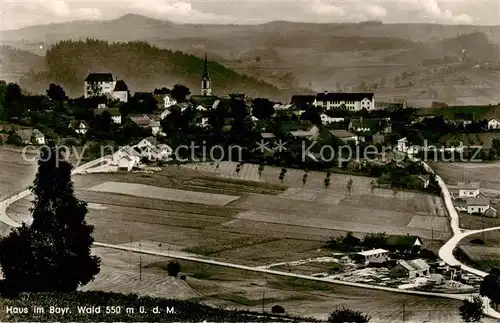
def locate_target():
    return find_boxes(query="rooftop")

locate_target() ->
[330,129,357,138]
[357,249,389,257]
[466,197,490,206]
[85,73,114,82]
[458,181,481,190]
[316,92,374,102]
[113,80,128,92]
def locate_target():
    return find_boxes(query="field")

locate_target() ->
[2,156,461,322]
[0,147,37,200]
[81,246,468,323]
[430,161,500,191]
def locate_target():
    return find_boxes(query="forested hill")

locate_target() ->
[21,39,281,98]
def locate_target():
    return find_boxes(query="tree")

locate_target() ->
[235,163,243,176]
[4,82,25,120]
[324,171,331,191]
[480,273,500,310]
[252,98,275,120]
[166,261,181,277]
[171,84,191,103]
[370,180,377,194]
[278,168,287,184]
[347,177,353,196]
[258,164,264,178]
[459,295,483,323]
[271,305,285,314]
[302,172,308,187]
[343,232,361,249]
[363,232,388,249]
[328,308,370,323]
[46,83,67,112]
[0,146,100,293]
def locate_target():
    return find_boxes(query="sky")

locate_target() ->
[2,0,500,31]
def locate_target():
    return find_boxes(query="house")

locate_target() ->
[273,103,294,111]
[150,120,161,136]
[112,145,141,170]
[289,125,320,140]
[348,118,391,134]
[313,92,375,111]
[195,105,208,112]
[134,137,157,150]
[111,80,129,103]
[10,129,45,145]
[94,108,122,124]
[453,112,474,126]
[415,175,431,189]
[154,93,177,110]
[466,197,497,216]
[488,117,500,130]
[69,120,89,135]
[390,259,430,279]
[320,114,344,125]
[386,235,423,253]
[329,129,359,145]
[156,144,173,161]
[396,137,409,152]
[260,132,276,140]
[355,249,389,265]
[84,73,115,98]
[290,95,316,110]
[458,182,481,198]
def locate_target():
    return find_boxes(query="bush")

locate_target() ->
[180,275,186,280]
[166,261,180,277]
[271,305,285,314]
[328,308,370,323]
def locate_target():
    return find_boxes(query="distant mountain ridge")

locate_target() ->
[3,14,500,44]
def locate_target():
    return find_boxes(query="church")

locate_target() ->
[201,54,212,96]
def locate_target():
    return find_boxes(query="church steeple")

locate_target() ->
[201,53,212,96]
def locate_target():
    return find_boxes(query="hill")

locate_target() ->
[0,46,45,83]
[3,14,500,44]
[19,39,283,99]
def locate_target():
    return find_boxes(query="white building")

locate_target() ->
[313,92,375,111]
[330,129,359,145]
[69,120,89,135]
[356,249,389,265]
[320,114,344,125]
[111,80,129,103]
[397,137,409,153]
[466,197,494,215]
[488,117,500,130]
[458,182,481,198]
[112,146,141,170]
[84,73,116,98]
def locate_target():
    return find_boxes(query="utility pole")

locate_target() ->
[262,289,265,323]
[402,300,405,323]
[139,242,142,281]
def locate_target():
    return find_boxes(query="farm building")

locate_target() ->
[69,120,89,135]
[117,154,136,171]
[466,197,497,216]
[329,129,359,145]
[94,108,122,124]
[320,114,344,125]
[390,259,430,279]
[458,182,481,198]
[488,117,500,129]
[289,125,320,140]
[396,137,408,152]
[112,145,141,170]
[9,129,45,145]
[387,235,423,254]
[348,117,391,134]
[355,249,389,265]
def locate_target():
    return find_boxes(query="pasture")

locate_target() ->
[0,147,37,200]
[84,247,466,323]
[430,161,500,191]
[2,157,460,322]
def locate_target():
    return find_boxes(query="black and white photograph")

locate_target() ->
[0,0,500,322]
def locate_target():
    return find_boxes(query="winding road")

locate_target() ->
[1,155,500,319]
